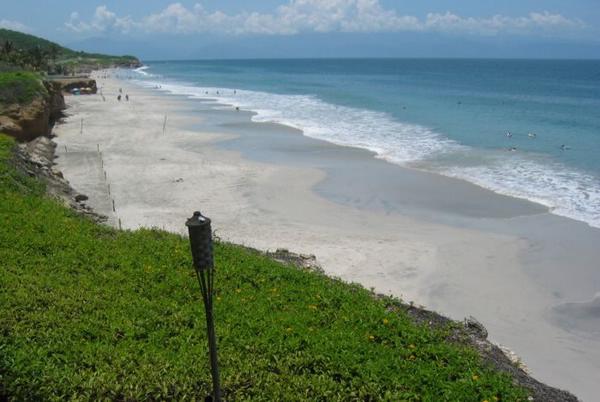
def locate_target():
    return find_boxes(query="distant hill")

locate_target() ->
[0,28,141,71]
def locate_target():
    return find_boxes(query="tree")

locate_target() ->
[26,45,47,71]
[1,40,15,57]
[48,44,60,63]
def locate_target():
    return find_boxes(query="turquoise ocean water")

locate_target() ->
[132,59,600,228]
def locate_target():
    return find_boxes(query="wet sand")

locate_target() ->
[53,73,600,401]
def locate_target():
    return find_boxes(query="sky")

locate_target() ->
[2,0,599,59]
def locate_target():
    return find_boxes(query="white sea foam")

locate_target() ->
[133,66,152,77]
[136,79,600,229]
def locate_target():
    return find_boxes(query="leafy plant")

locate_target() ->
[0,71,47,109]
[0,134,529,401]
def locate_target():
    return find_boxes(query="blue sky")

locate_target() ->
[2,1,599,59]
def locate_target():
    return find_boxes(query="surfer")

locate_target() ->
[528,132,536,138]
[506,131,512,138]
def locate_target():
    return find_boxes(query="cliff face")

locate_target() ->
[45,81,67,121]
[0,80,67,142]
[55,78,97,94]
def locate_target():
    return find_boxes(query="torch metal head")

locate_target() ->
[186,211,213,271]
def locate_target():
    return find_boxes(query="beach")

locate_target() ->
[53,72,600,401]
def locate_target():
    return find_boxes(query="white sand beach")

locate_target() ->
[53,72,600,401]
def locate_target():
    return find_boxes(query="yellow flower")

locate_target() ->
[368,335,375,341]
[235,288,241,293]
[382,318,389,325]
[409,344,415,349]
[472,375,479,381]
[308,304,318,310]
[286,327,293,332]
[409,355,415,360]
[216,296,221,301]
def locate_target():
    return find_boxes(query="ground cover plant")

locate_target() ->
[0,134,529,400]
[0,71,46,111]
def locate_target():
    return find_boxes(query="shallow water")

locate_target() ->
[133,59,600,228]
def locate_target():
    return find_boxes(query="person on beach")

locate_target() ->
[117,95,121,102]
[125,94,129,101]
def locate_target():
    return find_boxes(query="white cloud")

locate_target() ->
[65,6,134,34]
[0,19,32,33]
[64,1,587,38]
[424,11,584,35]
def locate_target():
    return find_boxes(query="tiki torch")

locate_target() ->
[186,211,221,402]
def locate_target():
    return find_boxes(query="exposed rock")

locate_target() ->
[1,80,65,142]
[1,97,51,141]
[74,194,88,202]
[0,116,21,135]
[44,81,66,121]
[379,297,577,401]
[14,137,107,224]
[266,248,323,272]
[465,315,488,338]
[52,78,97,94]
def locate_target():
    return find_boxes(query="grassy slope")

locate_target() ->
[0,71,47,111]
[0,28,139,67]
[0,134,527,400]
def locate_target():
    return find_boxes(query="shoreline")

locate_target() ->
[52,72,600,400]
[133,73,599,231]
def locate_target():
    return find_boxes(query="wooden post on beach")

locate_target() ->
[97,144,100,153]
[64,145,68,153]
[118,218,122,230]
[104,171,107,181]
[112,199,115,212]
[80,118,83,134]
[163,115,167,135]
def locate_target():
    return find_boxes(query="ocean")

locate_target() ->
[131,59,600,228]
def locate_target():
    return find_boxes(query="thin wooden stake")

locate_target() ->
[162,115,167,135]
[97,144,100,153]
[112,199,115,212]
[80,118,83,134]
[118,218,122,230]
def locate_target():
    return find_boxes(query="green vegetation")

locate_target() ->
[0,71,47,111]
[0,134,528,400]
[0,28,140,73]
